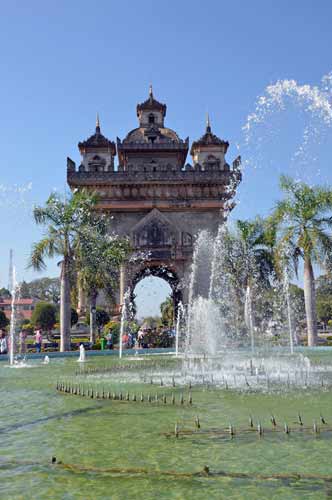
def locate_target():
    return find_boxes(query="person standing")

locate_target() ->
[106,331,113,350]
[0,331,8,355]
[35,329,43,353]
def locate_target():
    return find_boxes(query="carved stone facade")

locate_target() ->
[67,88,241,313]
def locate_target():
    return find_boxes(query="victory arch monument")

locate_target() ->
[67,87,241,313]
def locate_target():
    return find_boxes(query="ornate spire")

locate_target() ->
[137,89,167,118]
[96,113,100,133]
[190,116,229,156]
[206,112,211,133]
[78,115,116,154]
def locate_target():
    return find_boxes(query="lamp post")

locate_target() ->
[90,305,97,345]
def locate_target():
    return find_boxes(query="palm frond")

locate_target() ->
[28,237,57,271]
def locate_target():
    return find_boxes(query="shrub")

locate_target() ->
[0,310,9,329]
[19,318,31,327]
[103,321,120,344]
[31,302,57,331]
[21,322,34,335]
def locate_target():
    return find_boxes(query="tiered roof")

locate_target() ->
[190,115,229,154]
[136,85,167,117]
[78,115,116,154]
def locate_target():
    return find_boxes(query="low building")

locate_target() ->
[0,298,36,321]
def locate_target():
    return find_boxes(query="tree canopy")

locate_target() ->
[0,310,9,329]
[0,288,11,299]
[20,277,60,304]
[31,302,57,331]
[160,296,174,327]
[270,175,332,345]
[29,190,109,350]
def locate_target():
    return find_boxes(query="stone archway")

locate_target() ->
[68,90,241,316]
[128,265,183,320]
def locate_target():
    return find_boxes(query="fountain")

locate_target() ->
[77,344,86,363]
[8,267,22,366]
[175,301,184,357]
[172,219,314,390]
[2,76,332,500]
[244,285,255,353]
[119,289,130,359]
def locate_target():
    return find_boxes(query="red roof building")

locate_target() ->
[0,298,36,321]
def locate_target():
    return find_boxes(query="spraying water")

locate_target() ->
[119,289,130,359]
[175,301,184,357]
[77,344,86,363]
[283,266,294,354]
[244,285,255,353]
[241,72,332,190]
[9,268,19,366]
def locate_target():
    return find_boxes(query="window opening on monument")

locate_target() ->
[149,114,155,124]
[134,276,172,321]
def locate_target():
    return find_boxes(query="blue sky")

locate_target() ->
[1,1,332,317]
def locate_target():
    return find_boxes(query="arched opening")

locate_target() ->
[134,276,172,321]
[130,266,182,324]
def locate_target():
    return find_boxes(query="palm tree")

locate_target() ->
[234,219,276,341]
[235,218,275,286]
[270,175,332,346]
[160,296,174,327]
[29,190,100,351]
[213,218,275,342]
[76,229,130,344]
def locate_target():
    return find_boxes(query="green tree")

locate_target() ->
[160,296,174,327]
[271,175,332,346]
[217,218,275,336]
[315,275,332,328]
[0,310,9,329]
[29,190,102,351]
[71,308,79,327]
[31,302,57,334]
[96,308,110,333]
[141,316,161,329]
[316,297,332,328]
[77,228,130,343]
[20,277,60,304]
[289,284,306,320]
[316,274,332,296]
[0,288,11,299]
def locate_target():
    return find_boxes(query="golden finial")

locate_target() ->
[206,112,211,132]
[96,113,100,130]
[149,84,153,98]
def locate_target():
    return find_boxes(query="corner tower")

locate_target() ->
[77,115,116,172]
[190,115,229,170]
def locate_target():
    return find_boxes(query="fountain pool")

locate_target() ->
[1,351,332,499]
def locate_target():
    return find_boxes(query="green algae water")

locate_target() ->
[1,353,332,499]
